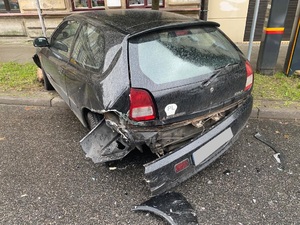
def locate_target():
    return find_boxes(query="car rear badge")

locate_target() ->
[165,104,177,116]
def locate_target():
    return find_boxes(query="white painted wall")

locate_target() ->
[207,0,250,42]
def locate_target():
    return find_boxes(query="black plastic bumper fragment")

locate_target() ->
[144,96,253,195]
[133,192,198,225]
[80,119,132,163]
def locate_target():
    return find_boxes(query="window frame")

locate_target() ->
[0,0,20,13]
[71,0,105,11]
[49,20,81,61]
[126,0,165,8]
[70,22,105,72]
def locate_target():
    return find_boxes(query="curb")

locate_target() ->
[250,107,299,120]
[0,95,299,120]
[0,95,68,108]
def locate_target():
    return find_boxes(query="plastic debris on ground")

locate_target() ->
[254,132,284,171]
[133,192,198,225]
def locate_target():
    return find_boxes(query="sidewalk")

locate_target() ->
[0,39,299,120]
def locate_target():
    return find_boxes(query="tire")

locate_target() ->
[42,69,54,91]
[86,112,103,130]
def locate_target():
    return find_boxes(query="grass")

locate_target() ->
[0,62,300,103]
[252,72,300,101]
[0,62,42,92]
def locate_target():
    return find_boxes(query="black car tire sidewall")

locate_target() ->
[86,112,103,130]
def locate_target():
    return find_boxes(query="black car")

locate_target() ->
[33,9,254,195]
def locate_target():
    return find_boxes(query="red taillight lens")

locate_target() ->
[129,88,156,121]
[174,158,190,173]
[244,61,254,91]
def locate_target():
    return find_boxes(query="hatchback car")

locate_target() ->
[33,9,253,195]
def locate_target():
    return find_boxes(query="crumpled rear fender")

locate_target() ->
[80,118,133,163]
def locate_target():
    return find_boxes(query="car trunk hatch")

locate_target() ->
[151,64,246,122]
[129,26,252,124]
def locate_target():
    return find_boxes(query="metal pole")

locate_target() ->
[36,0,46,36]
[284,1,300,75]
[199,0,208,21]
[247,0,260,61]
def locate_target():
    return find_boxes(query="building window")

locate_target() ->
[0,0,20,12]
[72,0,105,10]
[127,0,164,8]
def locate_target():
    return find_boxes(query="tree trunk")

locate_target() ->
[152,0,159,10]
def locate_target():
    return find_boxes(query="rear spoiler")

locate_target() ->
[128,21,220,39]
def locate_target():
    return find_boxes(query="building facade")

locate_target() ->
[0,0,297,42]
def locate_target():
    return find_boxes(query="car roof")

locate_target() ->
[67,10,219,36]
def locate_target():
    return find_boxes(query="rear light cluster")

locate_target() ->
[244,60,254,91]
[129,88,157,121]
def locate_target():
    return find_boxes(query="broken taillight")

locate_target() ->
[129,88,156,121]
[244,60,253,91]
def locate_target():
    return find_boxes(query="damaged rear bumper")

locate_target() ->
[145,96,253,196]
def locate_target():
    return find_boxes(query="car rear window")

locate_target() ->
[129,27,241,85]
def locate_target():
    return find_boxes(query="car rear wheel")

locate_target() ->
[42,69,54,90]
[86,111,103,130]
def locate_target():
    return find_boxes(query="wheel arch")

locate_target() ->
[33,54,41,68]
[82,108,105,130]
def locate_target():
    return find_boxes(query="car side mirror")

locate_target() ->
[33,37,50,47]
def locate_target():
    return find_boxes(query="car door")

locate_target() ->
[41,20,80,104]
[64,23,105,123]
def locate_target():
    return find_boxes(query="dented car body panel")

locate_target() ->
[33,10,254,195]
[80,119,133,163]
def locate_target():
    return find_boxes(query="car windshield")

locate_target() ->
[129,27,240,85]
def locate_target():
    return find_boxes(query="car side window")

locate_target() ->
[51,20,80,59]
[71,23,104,71]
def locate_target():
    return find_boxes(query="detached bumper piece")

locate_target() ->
[133,192,198,225]
[144,96,253,195]
[80,120,132,163]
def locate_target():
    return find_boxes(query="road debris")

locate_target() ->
[133,192,198,225]
[254,132,284,171]
[223,169,231,175]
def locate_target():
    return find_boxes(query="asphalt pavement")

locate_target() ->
[0,104,299,224]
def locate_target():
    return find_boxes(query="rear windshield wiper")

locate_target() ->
[201,62,238,87]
